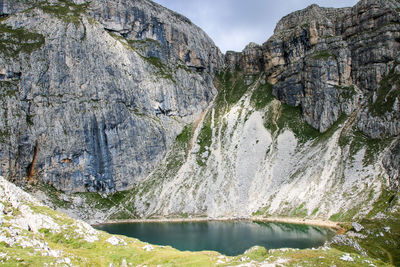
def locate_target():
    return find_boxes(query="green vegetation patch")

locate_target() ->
[369,64,400,116]
[275,103,320,143]
[339,127,392,166]
[39,228,95,249]
[176,123,193,148]
[250,82,274,110]
[312,50,337,60]
[141,56,175,82]
[128,38,161,46]
[265,248,389,267]
[107,32,175,82]
[329,209,358,222]
[252,205,271,216]
[127,38,161,52]
[291,203,308,217]
[0,23,45,57]
[74,190,131,210]
[315,114,348,144]
[367,189,398,219]
[196,114,212,166]
[336,85,357,100]
[39,0,88,26]
[332,209,400,266]
[214,69,252,109]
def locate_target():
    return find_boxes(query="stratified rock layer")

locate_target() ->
[0,0,223,193]
[228,0,400,136]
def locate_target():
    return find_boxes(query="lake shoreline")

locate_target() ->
[93,216,341,231]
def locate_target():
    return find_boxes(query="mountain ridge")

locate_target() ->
[1,0,400,265]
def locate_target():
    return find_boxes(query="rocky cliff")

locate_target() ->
[225,0,400,188]
[0,0,223,193]
[83,0,400,223]
[1,0,399,224]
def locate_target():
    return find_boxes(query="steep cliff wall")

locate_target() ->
[1,0,399,223]
[83,0,400,222]
[228,0,400,136]
[225,0,400,190]
[0,0,223,193]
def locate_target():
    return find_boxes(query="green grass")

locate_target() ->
[311,208,319,216]
[196,115,213,166]
[1,196,393,266]
[214,69,252,109]
[312,50,337,60]
[336,85,356,100]
[141,56,175,82]
[275,103,321,143]
[39,0,88,26]
[369,63,400,117]
[74,191,131,210]
[250,82,274,110]
[329,210,357,222]
[339,127,392,166]
[332,210,400,266]
[176,124,193,147]
[0,23,45,57]
[366,189,398,219]
[252,205,271,216]
[264,248,390,267]
[291,203,308,217]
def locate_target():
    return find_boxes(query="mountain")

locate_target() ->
[0,0,223,193]
[96,0,399,221]
[1,0,400,265]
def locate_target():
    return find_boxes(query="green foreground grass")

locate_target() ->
[0,199,393,267]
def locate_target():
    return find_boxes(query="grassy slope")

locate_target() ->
[0,198,390,266]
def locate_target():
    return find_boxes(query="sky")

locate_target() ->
[152,0,359,53]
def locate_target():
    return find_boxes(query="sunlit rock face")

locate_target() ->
[0,0,223,193]
[216,0,400,193]
[1,0,399,223]
[127,0,400,219]
[228,0,400,137]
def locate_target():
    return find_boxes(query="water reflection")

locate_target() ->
[95,221,334,256]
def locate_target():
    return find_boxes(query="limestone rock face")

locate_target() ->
[0,0,223,193]
[383,140,400,190]
[227,0,400,135]
[88,0,223,73]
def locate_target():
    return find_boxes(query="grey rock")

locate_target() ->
[352,222,364,232]
[0,0,223,193]
[225,0,400,135]
[382,139,400,190]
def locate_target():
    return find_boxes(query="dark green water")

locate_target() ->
[94,221,334,256]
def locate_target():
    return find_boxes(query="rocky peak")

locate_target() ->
[225,0,400,135]
[274,4,348,36]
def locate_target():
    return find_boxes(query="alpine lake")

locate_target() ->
[94,220,335,256]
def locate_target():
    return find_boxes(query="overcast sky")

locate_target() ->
[152,0,359,53]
